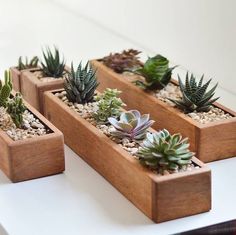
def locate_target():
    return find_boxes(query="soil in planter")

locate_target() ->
[32,69,66,82]
[55,90,198,176]
[121,72,233,124]
[0,107,51,141]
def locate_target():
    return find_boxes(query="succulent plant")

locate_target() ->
[129,54,176,90]
[169,73,219,113]
[64,62,99,104]
[41,47,65,78]
[6,93,26,128]
[137,129,194,173]
[100,49,142,73]
[0,70,13,107]
[18,56,39,70]
[108,110,154,141]
[93,88,126,123]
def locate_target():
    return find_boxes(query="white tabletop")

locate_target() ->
[0,1,235,234]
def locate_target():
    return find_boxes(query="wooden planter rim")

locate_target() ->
[46,88,209,183]
[92,60,236,129]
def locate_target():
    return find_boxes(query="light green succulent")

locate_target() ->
[93,88,126,123]
[6,93,26,128]
[108,110,154,141]
[0,70,13,107]
[137,129,194,173]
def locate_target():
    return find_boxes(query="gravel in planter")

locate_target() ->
[32,70,66,82]
[55,91,197,175]
[123,73,233,124]
[0,107,49,141]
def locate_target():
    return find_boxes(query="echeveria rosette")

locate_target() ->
[108,110,154,141]
[136,129,194,173]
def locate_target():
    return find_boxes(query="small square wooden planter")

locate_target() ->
[91,60,236,163]
[19,67,69,114]
[44,89,211,223]
[0,99,65,183]
[10,67,39,92]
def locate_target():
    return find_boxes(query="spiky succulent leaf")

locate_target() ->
[129,55,176,90]
[108,110,154,141]
[18,56,39,70]
[137,129,194,173]
[6,93,26,128]
[93,88,126,123]
[41,47,65,78]
[64,62,99,104]
[101,49,142,73]
[169,73,219,113]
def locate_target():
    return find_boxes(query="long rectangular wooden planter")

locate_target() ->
[17,67,69,114]
[44,89,211,223]
[0,99,65,183]
[91,60,236,163]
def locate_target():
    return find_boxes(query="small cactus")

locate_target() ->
[0,70,13,107]
[6,93,26,128]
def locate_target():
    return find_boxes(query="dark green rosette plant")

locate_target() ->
[130,54,176,90]
[41,46,65,78]
[169,73,219,113]
[64,62,99,104]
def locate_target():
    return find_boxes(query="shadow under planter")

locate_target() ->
[18,67,69,114]
[91,60,236,163]
[0,98,65,183]
[44,89,211,223]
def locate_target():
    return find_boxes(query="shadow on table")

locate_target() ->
[174,219,236,235]
[64,146,154,227]
[0,223,9,235]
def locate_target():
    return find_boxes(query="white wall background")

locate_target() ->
[52,0,236,96]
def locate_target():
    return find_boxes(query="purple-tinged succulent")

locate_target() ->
[108,110,154,141]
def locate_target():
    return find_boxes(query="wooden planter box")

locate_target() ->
[44,89,211,223]
[10,67,39,92]
[0,99,65,183]
[91,60,236,163]
[19,67,69,114]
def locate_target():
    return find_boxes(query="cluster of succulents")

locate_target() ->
[41,47,66,78]
[108,110,154,141]
[18,56,39,71]
[169,73,219,113]
[64,62,99,104]
[0,70,26,128]
[93,88,126,123]
[100,49,142,73]
[136,129,194,173]
[130,54,177,90]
